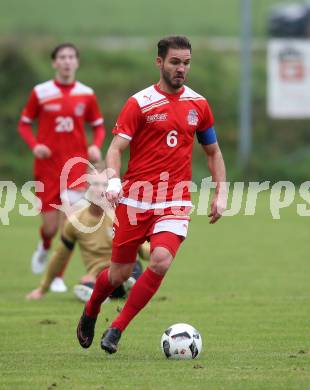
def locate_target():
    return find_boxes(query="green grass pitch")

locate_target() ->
[0,191,309,389]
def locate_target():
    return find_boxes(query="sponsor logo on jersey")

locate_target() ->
[146,113,168,123]
[43,103,61,112]
[143,94,153,103]
[187,109,199,126]
[75,103,86,116]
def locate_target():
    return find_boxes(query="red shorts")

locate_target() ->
[35,178,61,212]
[35,180,85,212]
[111,204,190,264]
[34,160,87,212]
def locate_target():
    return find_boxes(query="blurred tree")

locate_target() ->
[0,48,38,181]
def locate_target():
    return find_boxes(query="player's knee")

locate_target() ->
[42,225,58,239]
[109,267,132,287]
[149,247,173,275]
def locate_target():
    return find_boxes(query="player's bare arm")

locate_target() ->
[202,142,227,224]
[105,135,130,207]
[26,240,73,300]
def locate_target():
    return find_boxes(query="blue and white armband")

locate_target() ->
[196,127,217,145]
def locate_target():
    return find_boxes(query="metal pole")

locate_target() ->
[239,0,252,170]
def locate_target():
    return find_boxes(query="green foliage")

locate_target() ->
[0,42,309,184]
[0,47,38,182]
[0,0,298,38]
[0,44,238,183]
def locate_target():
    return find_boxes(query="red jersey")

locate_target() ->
[19,79,105,189]
[113,84,214,208]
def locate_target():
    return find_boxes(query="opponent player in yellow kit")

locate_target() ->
[26,169,149,301]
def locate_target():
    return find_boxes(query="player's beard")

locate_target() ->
[162,68,185,90]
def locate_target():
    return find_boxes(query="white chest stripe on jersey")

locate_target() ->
[141,99,169,114]
[179,97,205,102]
[40,94,63,105]
[119,197,193,210]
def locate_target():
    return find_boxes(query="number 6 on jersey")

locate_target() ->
[166,130,178,148]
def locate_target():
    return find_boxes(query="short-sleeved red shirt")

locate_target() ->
[113,84,214,207]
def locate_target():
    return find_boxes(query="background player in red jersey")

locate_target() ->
[77,36,226,353]
[18,43,105,292]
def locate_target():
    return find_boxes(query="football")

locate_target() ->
[161,323,202,360]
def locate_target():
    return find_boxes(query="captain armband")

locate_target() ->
[61,235,75,251]
[196,127,217,145]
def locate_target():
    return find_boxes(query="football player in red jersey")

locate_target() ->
[18,43,105,292]
[77,36,226,353]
